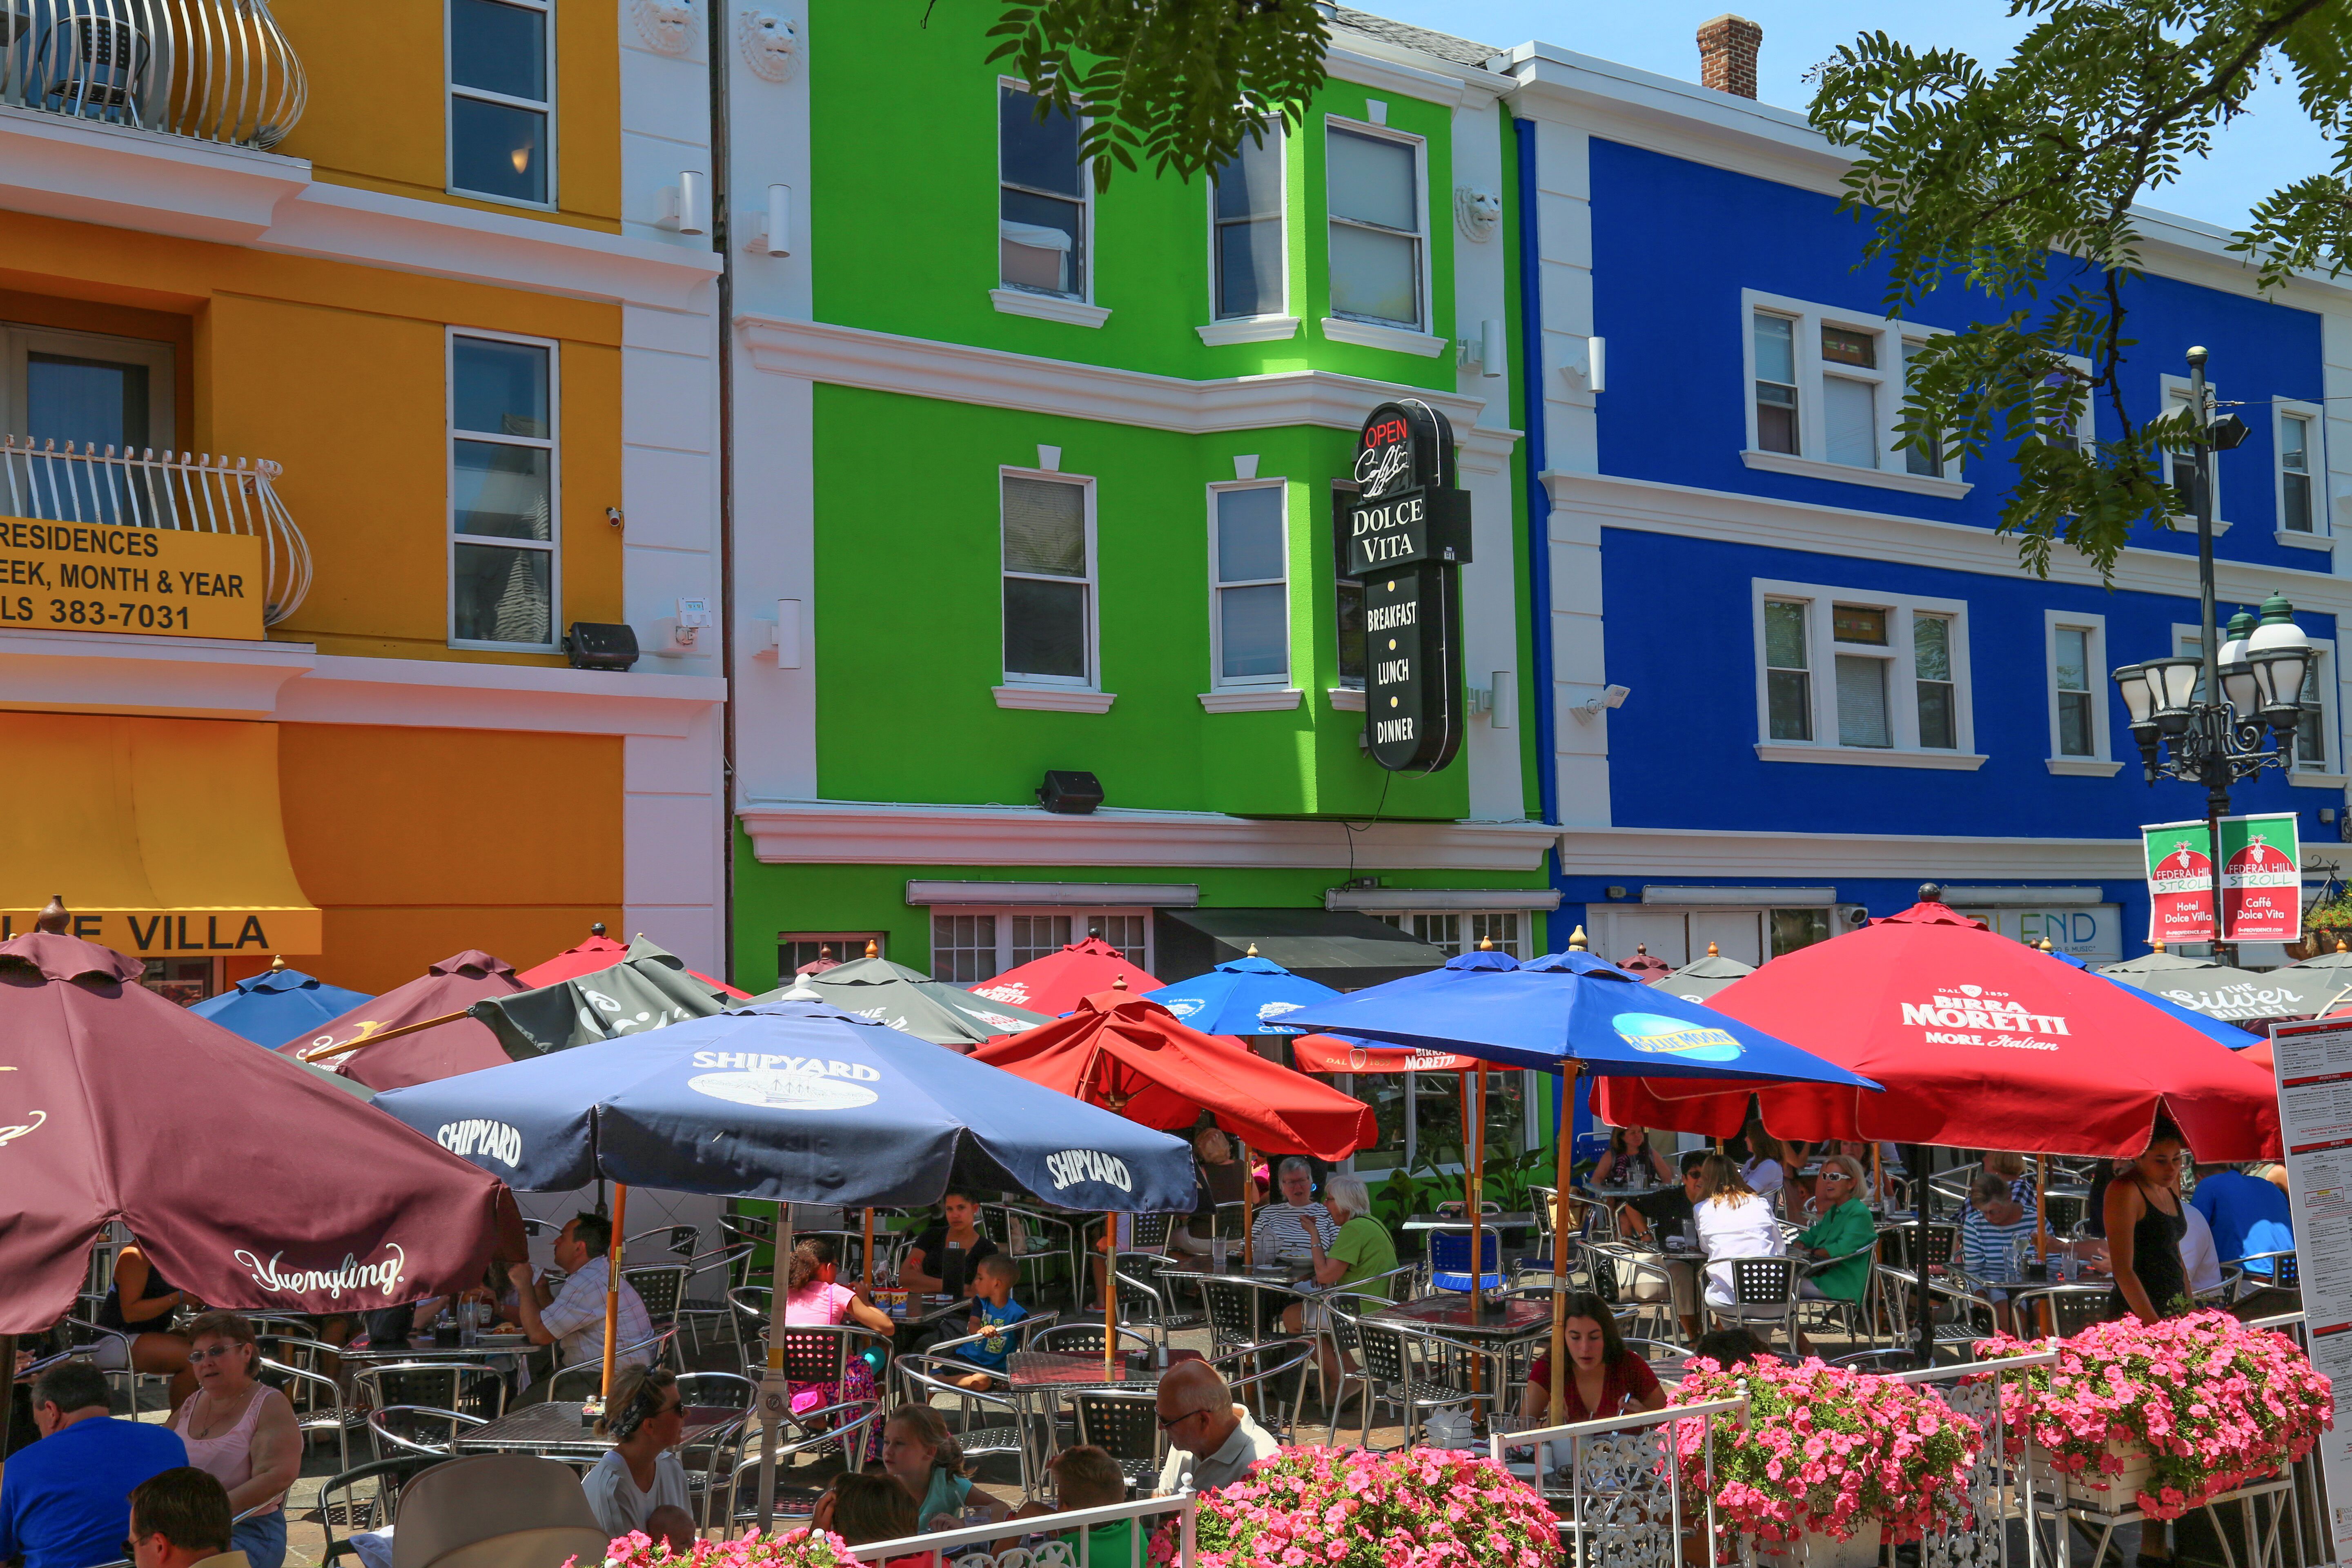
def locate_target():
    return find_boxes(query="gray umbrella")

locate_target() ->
[2098,948,2221,976]
[2098,958,2342,1023]
[1649,947,1756,1005]
[744,956,1053,1049]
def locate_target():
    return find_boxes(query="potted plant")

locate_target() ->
[1159,1444,1560,1568]
[575,1529,856,1568]
[1976,1310,2332,1517]
[1673,1356,1982,1565]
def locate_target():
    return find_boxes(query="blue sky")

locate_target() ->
[1367,0,2335,234]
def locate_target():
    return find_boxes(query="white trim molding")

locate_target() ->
[1197,316,1299,346]
[1327,886,1562,911]
[1641,885,1835,906]
[2047,757,2127,777]
[1753,743,1988,771]
[2277,530,2336,553]
[738,797,1561,870]
[736,315,1521,468]
[1939,885,2106,906]
[1198,689,1303,712]
[1327,686,1367,712]
[1321,318,1449,357]
[1740,449,1971,499]
[992,685,1116,713]
[990,289,1111,329]
[1558,824,2147,882]
[907,879,1200,906]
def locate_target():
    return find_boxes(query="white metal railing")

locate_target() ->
[0,0,305,149]
[1490,1394,1745,1568]
[843,1491,1198,1568]
[0,436,311,625]
[1893,1348,2058,1568]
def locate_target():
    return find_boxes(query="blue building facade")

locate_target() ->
[1498,39,2352,970]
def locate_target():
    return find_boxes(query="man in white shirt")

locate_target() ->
[508,1212,656,1402]
[2180,1201,2224,1298]
[1154,1362,1279,1496]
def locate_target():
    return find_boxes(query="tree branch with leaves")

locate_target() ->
[987,0,1330,188]
[1809,0,2352,577]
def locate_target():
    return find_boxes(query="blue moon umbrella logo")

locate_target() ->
[1613,1011,1745,1062]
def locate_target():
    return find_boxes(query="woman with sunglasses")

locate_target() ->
[583,1365,696,1548]
[166,1313,299,1568]
[1789,1156,1877,1353]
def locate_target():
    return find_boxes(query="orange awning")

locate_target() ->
[0,712,321,955]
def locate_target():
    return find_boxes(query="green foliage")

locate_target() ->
[1806,0,2352,577]
[987,0,1331,189]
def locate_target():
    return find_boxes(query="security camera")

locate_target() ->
[1572,684,1632,721]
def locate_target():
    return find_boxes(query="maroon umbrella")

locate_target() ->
[1,932,523,1332]
[281,950,527,1091]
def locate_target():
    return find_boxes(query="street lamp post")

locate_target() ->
[2111,347,2312,955]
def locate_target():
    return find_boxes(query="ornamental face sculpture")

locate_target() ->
[1456,186,1502,243]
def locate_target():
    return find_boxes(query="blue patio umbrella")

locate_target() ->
[2043,948,2261,1050]
[189,961,374,1049]
[378,999,1193,1527]
[1140,952,1343,1035]
[1286,944,1880,1417]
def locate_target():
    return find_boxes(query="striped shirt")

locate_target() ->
[1249,1202,1338,1257]
[1960,1207,2037,1280]
[539,1256,656,1369]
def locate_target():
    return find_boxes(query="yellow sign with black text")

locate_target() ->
[0,517,265,640]
[0,907,323,956]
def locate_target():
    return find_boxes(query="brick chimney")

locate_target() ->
[1697,14,1762,98]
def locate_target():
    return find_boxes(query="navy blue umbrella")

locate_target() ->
[373,1000,1195,1211]
[189,963,374,1049]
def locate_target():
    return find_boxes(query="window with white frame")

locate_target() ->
[1210,482,1287,687]
[2158,376,2225,525]
[1370,911,1530,959]
[1753,580,1974,758]
[448,0,552,205]
[2048,614,2106,761]
[933,909,1151,987]
[1338,1064,1535,1178]
[1331,480,1365,689]
[1742,292,1959,485]
[2036,359,2094,456]
[2299,649,2334,771]
[1001,471,1094,686]
[450,332,557,649]
[1326,122,1423,330]
[2278,400,2323,534]
[1212,130,1285,320]
[1,323,177,526]
[999,85,1087,300]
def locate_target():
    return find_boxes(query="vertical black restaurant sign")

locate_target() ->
[1340,400,1469,771]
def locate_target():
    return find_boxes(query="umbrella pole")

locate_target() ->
[1910,1144,1931,1370]
[1549,1065,1577,1424]
[1241,1140,1254,1267]
[1105,1209,1119,1376]
[1470,1064,1486,1395]
[756,1203,795,1532]
[862,1207,875,1292]
[600,1184,628,1403]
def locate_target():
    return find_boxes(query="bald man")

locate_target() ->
[1153,1360,1279,1495]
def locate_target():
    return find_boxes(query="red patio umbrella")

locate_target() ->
[972,991,1379,1158]
[1612,943,1674,978]
[519,929,750,998]
[1291,1035,1482,1074]
[1595,898,2283,1160]
[281,950,527,1092]
[967,937,1161,1016]
[1,930,524,1334]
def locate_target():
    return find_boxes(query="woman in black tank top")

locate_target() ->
[92,1241,198,1410]
[2103,1119,2192,1323]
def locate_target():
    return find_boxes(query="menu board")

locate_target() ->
[2267,1014,2352,1555]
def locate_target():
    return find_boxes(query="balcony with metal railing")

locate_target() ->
[0,0,305,149]
[1,436,312,626]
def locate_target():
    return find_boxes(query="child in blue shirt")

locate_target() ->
[947,1253,1027,1391]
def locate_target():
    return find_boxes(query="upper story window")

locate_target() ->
[937,910,1151,987]
[1373,911,1530,960]
[2054,622,2096,756]
[448,0,552,205]
[1213,130,1285,321]
[999,86,1087,301]
[2276,399,2326,541]
[1742,292,1962,495]
[3,323,174,452]
[1001,470,1094,687]
[1327,123,1423,331]
[449,332,557,649]
[1754,579,1978,766]
[1209,482,1288,689]
[1331,480,1365,690]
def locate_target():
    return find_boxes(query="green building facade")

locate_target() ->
[725,6,1557,1173]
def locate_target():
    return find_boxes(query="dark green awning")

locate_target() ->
[1153,908,1448,991]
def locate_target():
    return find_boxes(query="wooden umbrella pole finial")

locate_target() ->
[1706,942,1720,957]
[1568,926,1589,951]
[1112,973,1127,990]
[35,895,68,934]
[269,953,287,971]
[1245,943,1258,957]
[864,939,880,959]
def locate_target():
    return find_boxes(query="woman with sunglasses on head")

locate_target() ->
[582,1365,696,1549]
[166,1313,300,1568]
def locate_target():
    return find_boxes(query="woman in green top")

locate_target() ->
[1791,1155,1877,1352]
[1282,1172,1397,1390]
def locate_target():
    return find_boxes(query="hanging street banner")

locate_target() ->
[2222,812,2302,941]
[1340,400,1469,773]
[2144,813,2306,945]
[2145,820,2216,945]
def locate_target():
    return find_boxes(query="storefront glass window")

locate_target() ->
[1769,908,1831,957]
[140,957,215,1006]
